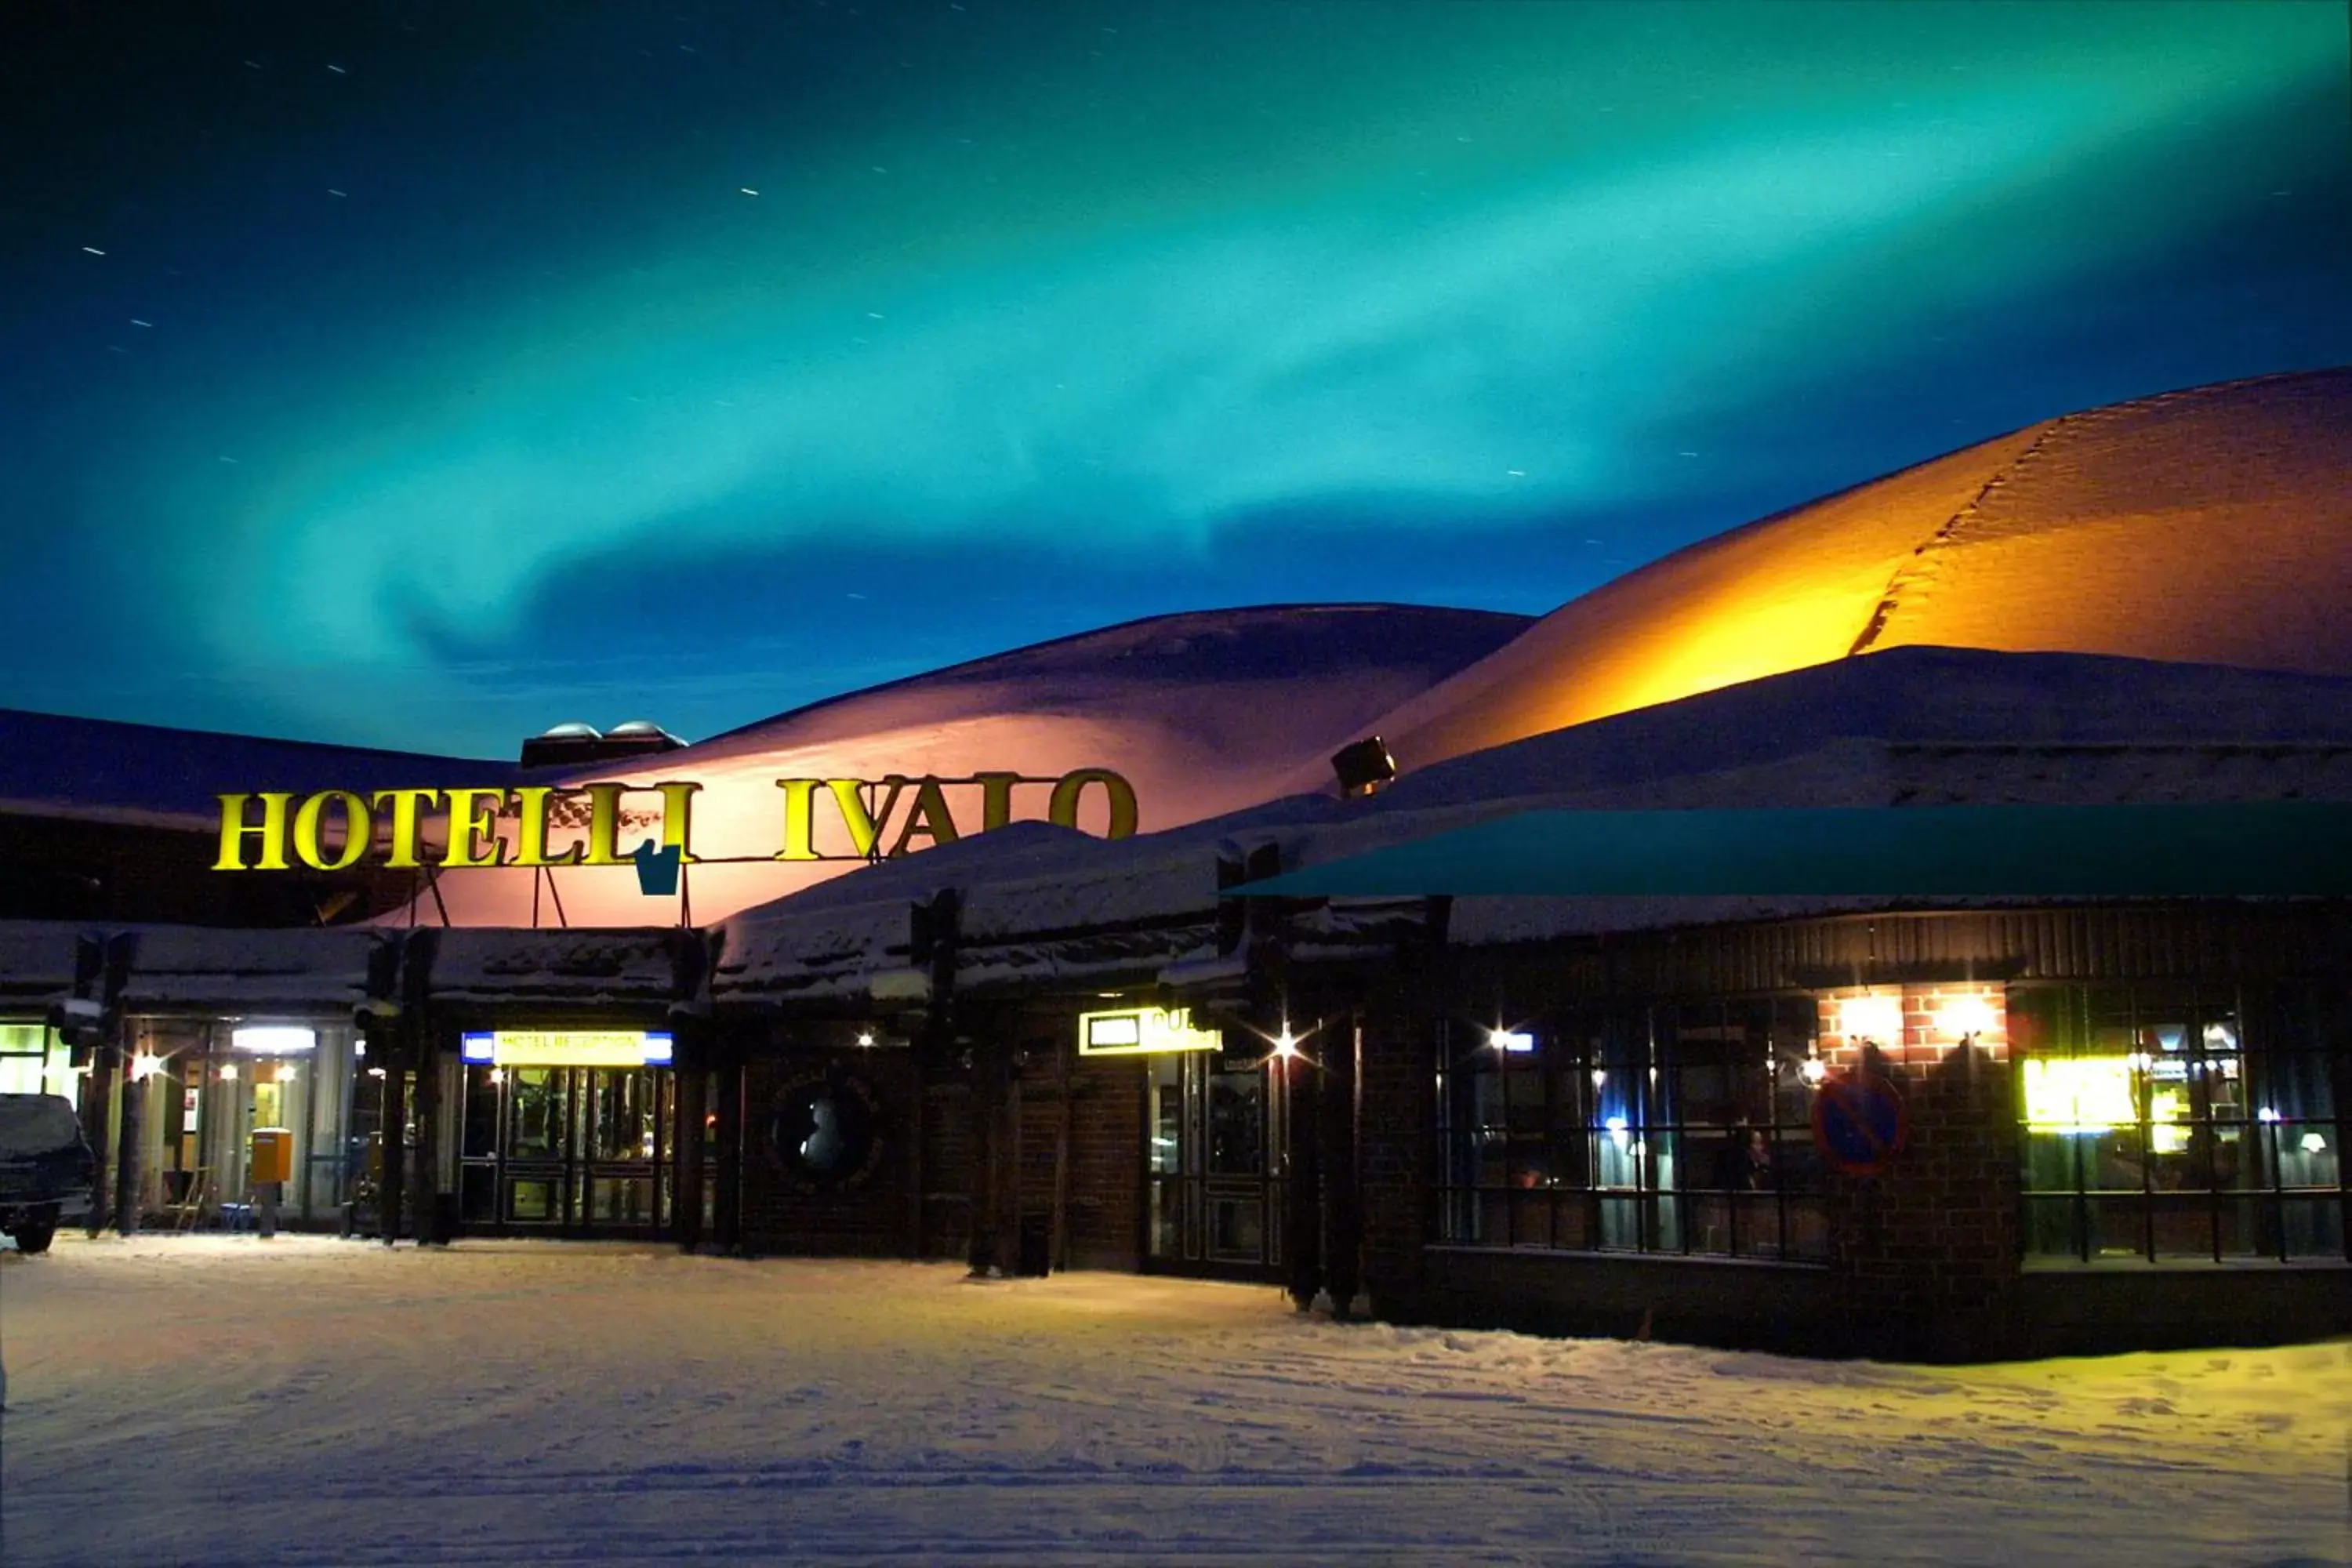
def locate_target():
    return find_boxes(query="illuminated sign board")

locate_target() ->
[2021,1057,2137,1133]
[460,1030,675,1068]
[212,769,1138,874]
[229,1026,318,1056]
[1077,1006,1223,1057]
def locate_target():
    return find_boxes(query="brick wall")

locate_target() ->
[1014,1044,1144,1272]
[1816,982,2009,1073]
[1356,1009,1435,1311]
[739,1051,920,1257]
[919,1080,974,1261]
[1815,984,2020,1359]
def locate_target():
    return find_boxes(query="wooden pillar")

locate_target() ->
[712,1057,743,1252]
[1049,1034,1073,1273]
[411,1024,444,1245]
[905,1060,927,1259]
[378,1054,408,1245]
[966,1033,1019,1276]
[673,1054,708,1253]
[1321,1014,1364,1317]
[83,1042,117,1238]
[1004,1054,1027,1273]
[1284,1046,1322,1311]
[111,1024,143,1236]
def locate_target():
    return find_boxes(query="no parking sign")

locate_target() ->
[1811,1068,1908,1177]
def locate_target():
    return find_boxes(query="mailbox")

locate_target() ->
[249,1127,294,1185]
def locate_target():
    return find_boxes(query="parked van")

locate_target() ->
[0,1094,96,1254]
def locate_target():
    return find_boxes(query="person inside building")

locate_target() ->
[1713,1124,1773,1190]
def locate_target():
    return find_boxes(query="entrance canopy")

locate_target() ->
[1227,802,2352,898]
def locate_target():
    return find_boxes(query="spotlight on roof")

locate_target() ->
[1330,735,1398,800]
[519,719,687,769]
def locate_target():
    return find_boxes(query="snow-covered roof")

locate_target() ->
[426,927,693,1007]
[709,646,2352,1004]
[0,707,520,828]
[712,804,1341,1002]
[0,922,93,1004]
[1296,367,2352,789]
[10,644,2352,1014]
[408,604,1529,929]
[114,926,390,1012]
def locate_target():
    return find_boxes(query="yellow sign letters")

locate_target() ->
[213,770,1138,873]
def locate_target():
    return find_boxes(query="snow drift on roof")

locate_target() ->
[0,923,89,998]
[115,927,388,1011]
[1325,368,2352,782]
[0,709,517,826]
[712,647,2352,999]
[427,927,691,1006]
[417,604,1528,929]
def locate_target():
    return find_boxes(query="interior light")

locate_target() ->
[488,1067,506,1085]
[1798,1054,1829,1087]
[856,1030,876,1048]
[130,1051,164,1081]
[1273,1029,1299,1061]
[2300,1132,2328,1155]
[230,1026,316,1056]
[1489,1029,1534,1054]
[1590,1069,1606,1088]
[2256,1106,2281,1123]
[274,1062,297,1083]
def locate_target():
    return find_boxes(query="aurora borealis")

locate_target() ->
[4,1,2347,757]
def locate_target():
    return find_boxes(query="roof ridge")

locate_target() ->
[1842,416,2072,658]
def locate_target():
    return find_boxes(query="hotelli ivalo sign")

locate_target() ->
[211,769,1138,872]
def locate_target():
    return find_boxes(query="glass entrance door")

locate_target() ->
[1145,1051,1285,1277]
[459,1065,673,1236]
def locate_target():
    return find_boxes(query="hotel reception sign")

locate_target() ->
[211,770,1138,873]
[461,1030,675,1067]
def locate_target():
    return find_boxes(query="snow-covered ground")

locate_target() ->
[2,1237,2347,1567]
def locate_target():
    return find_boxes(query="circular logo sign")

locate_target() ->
[1810,1068,1909,1178]
[763,1069,887,1195]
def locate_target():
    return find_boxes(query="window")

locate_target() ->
[0,1022,71,1097]
[2016,984,2347,1264]
[1436,1000,1828,1262]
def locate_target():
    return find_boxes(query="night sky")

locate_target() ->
[4,1,2347,758]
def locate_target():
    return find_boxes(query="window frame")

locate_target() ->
[1434,996,1829,1265]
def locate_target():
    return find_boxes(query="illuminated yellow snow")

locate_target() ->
[1356,368,2352,775]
